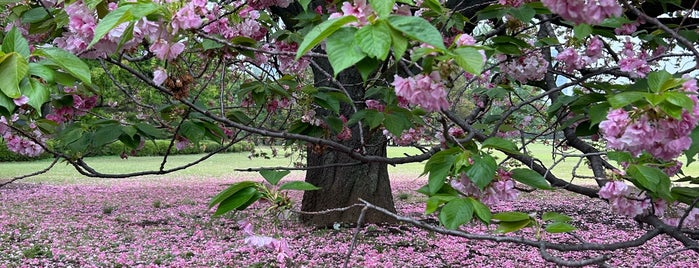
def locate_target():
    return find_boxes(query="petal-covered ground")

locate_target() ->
[0,175,697,267]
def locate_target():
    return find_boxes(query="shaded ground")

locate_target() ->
[0,175,696,267]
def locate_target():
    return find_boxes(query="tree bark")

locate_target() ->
[300,58,397,226]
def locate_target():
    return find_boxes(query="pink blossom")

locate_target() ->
[328,0,373,27]
[175,136,190,150]
[273,42,309,74]
[585,37,603,59]
[598,181,629,199]
[336,116,352,141]
[619,58,650,78]
[392,72,450,112]
[498,50,548,83]
[149,39,185,60]
[615,22,639,35]
[153,68,168,86]
[247,0,293,9]
[171,4,204,33]
[365,100,385,112]
[556,47,585,72]
[13,96,29,106]
[454,34,476,46]
[542,0,622,25]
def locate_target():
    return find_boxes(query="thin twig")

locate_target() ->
[344,206,369,268]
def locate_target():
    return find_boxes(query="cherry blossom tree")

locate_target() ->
[1,0,699,265]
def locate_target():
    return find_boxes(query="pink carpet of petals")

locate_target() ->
[1,175,697,266]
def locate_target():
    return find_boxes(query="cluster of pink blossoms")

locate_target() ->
[392,72,450,112]
[384,127,427,146]
[328,0,374,26]
[600,109,698,161]
[46,89,98,124]
[238,220,293,267]
[600,78,699,161]
[599,180,699,226]
[598,181,658,218]
[541,0,622,25]
[618,39,651,78]
[55,1,160,59]
[556,37,604,72]
[450,169,518,206]
[497,50,549,83]
[0,114,46,157]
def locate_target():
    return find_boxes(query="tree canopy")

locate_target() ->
[1,0,699,266]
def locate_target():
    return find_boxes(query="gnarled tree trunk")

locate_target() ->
[300,58,397,226]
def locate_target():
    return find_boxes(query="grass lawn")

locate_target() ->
[2,141,698,185]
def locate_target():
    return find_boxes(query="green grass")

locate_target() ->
[2,142,697,185]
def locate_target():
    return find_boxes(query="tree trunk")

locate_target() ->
[300,129,398,226]
[300,58,397,226]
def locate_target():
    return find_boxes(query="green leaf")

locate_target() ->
[214,186,258,216]
[481,137,520,155]
[34,47,92,86]
[209,181,258,208]
[466,154,497,190]
[542,211,572,222]
[355,57,379,81]
[89,3,160,48]
[135,122,166,139]
[92,124,123,147]
[389,27,408,60]
[386,15,446,50]
[511,168,552,189]
[180,121,206,141]
[296,16,358,60]
[438,198,473,229]
[495,219,530,233]
[314,92,341,114]
[355,21,392,60]
[28,62,55,83]
[627,164,668,195]
[451,47,484,75]
[589,102,611,126]
[326,27,366,76]
[24,79,49,113]
[236,192,263,211]
[21,7,50,24]
[545,222,577,233]
[278,181,322,191]
[686,127,699,165]
[492,211,531,222]
[573,24,593,39]
[370,0,395,18]
[299,0,311,11]
[260,169,290,185]
[507,5,536,22]
[2,27,31,58]
[425,195,456,214]
[608,92,646,108]
[467,197,491,224]
[0,90,15,114]
[647,70,672,93]
[0,52,27,98]
[423,147,460,195]
[665,92,694,111]
[384,113,411,136]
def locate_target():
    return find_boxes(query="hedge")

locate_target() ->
[0,140,254,162]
